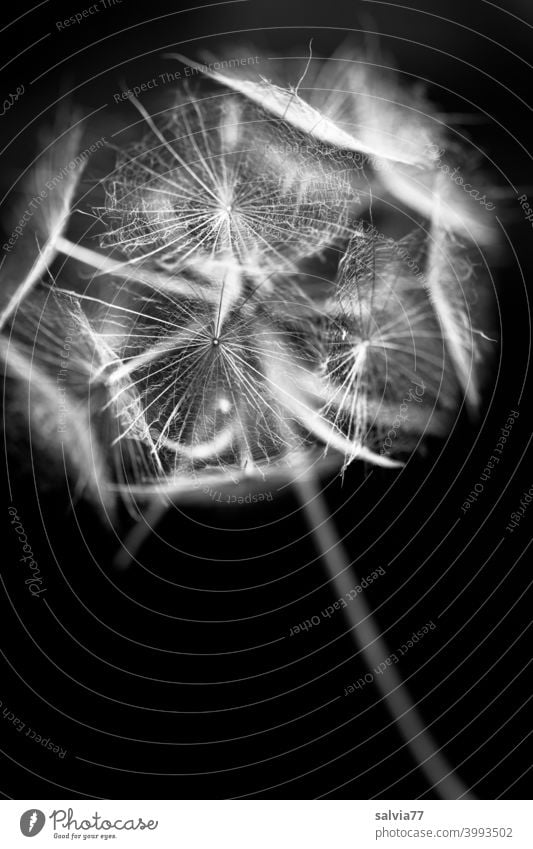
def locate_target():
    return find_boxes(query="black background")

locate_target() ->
[1,0,532,800]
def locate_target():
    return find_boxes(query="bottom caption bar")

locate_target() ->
[0,800,530,847]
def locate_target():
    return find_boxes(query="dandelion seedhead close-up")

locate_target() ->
[1,46,496,510]
[1,39,502,801]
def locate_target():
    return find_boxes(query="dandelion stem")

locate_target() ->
[294,474,473,799]
[114,499,169,569]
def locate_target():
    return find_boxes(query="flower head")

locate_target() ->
[1,48,495,505]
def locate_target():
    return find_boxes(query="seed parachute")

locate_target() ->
[1,45,495,505]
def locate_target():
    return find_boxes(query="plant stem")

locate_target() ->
[294,474,472,799]
[113,499,168,569]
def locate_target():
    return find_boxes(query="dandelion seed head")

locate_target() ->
[86,273,325,484]
[2,50,495,503]
[99,89,356,276]
[321,224,468,447]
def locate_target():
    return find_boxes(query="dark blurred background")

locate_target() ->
[1,0,532,800]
